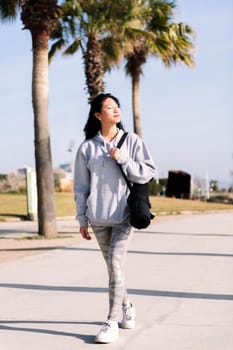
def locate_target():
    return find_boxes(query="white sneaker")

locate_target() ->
[95,320,119,343]
[121,303,136,329]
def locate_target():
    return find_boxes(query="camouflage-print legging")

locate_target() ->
[92,222,133,321]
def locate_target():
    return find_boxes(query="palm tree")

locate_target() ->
[0,0,61,237]
[49,0,141,102]
[50,1,194,135]
[50,0,106,101]
[124,0,195,137]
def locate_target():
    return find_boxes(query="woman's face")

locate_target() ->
[95,97,121,126]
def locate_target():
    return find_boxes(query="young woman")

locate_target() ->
[74,93,156,343]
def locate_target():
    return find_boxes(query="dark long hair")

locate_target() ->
[84,93,125,140]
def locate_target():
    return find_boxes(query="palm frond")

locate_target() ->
[63,37,81,55]
[101,36,123,71]
[0,0,20,21]
[49,38,65,62]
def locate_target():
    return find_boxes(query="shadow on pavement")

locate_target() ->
[0,323,95,344]
[0,283,233,301]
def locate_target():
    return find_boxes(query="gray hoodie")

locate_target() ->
[74,129,156,227]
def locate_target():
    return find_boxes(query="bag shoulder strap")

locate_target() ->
[116,132,132,191]
[116,132,128,149]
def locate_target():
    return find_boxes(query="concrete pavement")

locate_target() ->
[0,211,233,350]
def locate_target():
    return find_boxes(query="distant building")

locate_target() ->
[17,168,27,176]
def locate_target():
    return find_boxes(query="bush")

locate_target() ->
[149,179,167,196]
[207,195,233,205]
[0,173,26,193]
[0,174,7,181]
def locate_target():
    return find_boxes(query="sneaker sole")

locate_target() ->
[120,320,136,329]
[95,335,119,344]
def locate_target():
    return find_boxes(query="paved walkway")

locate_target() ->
[0,212,233,350]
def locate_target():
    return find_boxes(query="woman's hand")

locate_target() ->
[109,147,120,161]
[80,226,92,240]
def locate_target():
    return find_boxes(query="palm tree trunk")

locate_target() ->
[31,31,57,237]
[84,35,105,102]
[132,72,142,138]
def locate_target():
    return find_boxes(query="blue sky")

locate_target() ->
[0,0,233,187]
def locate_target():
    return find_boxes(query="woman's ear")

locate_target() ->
[95,112,101,121]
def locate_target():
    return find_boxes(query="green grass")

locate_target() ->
[149,196,233,214]
[0,193,28,220]
[0,192,233,221]
[0,193,76,220]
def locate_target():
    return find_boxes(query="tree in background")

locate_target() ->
[50,0,194,135]
[210,180,219,192]
[123,0,195,136]
[0,0,62,237]
[49,0,143,102]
